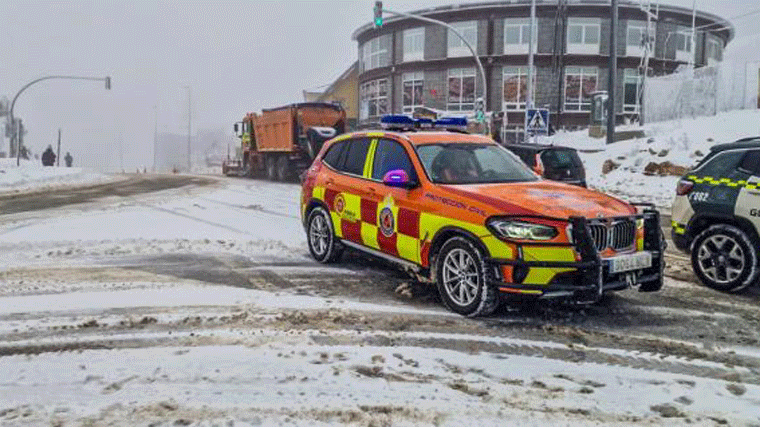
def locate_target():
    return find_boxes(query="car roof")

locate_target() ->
[503,143,577,152]
[337,130,496,146]
[711,137,760,152]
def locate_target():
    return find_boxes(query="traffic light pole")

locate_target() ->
[10,75,111,166]
[377,7,489,134]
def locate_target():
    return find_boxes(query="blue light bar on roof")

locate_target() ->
[380,115,415,129]
[380,115,467,132]
[433,117,468,131]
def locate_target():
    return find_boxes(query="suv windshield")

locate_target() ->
[416,143,539,184]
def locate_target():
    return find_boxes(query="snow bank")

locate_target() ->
[0,158,113,195]
[548,109,760,209]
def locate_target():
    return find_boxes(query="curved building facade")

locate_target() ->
[352,1,733,136]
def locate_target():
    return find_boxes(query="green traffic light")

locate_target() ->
[374,17,383,27]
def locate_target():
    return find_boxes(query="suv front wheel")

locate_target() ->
[435,237,499,317]
[691,224,759,292]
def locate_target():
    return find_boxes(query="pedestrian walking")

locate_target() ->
[41,146,56,167]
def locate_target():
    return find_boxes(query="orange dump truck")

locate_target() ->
[224,103,346,180]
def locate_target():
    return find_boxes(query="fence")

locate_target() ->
[643,60,760,124]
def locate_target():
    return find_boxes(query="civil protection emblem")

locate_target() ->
[379,207,395,237]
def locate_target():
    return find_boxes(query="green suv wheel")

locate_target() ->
[691,224,759,292]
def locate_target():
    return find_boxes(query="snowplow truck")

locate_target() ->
[225,103,346,181]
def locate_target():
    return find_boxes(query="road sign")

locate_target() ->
[526,109,549,136]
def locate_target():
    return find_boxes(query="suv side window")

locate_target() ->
[739,150,760,175]
[322,141,346,169]
[372,138,418,181]
[340,138,371,176]
[695,150,745,177]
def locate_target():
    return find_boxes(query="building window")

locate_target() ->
[564,67,597,111]
[624,69,642,113]
[359,78,389,121]
[502,66,536,111]
[361,36,388,72]
[447,21,478,58]
[626,21,649,57]
[447,68,476,111]
[674,29,692,62]
[504,18,535,54]
[402,72,424,114]
[567,18,600,55]
[403,28,424,62]
[706,37,722,64]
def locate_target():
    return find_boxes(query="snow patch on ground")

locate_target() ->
[548,109,760,208]
[0,158,115,195]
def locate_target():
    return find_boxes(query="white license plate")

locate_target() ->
[609,252,652,274]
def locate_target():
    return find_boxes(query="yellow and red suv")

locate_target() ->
[300,116,665,316]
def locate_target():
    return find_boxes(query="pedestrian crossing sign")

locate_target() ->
[526,109,550,135]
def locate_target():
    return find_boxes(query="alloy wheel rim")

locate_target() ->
[309,214,330,257]
[442,248,479,307]
[697,234,745,285]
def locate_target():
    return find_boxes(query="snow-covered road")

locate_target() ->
[0,175,759,426]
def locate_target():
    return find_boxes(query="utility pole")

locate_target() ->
[153,105,158,172]
[525,0,537,143]
[607,0,618,145]
[184,86,192,173]
[56,128,61,166]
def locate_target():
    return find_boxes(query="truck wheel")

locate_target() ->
[691,224,759,293]
[307,206,342,263]
[265,156,277,181]
[435,236,499,317]
[276,156,290,182]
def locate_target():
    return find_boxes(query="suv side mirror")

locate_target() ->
[382,169,417,189]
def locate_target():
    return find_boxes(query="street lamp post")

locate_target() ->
[375,6,488,134]
[183,86,192,172]
[10,75,111,166]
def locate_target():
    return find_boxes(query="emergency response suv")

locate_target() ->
[300,116,664,317]
[672,138,760,292]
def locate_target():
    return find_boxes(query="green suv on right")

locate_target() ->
[671,137,760,292]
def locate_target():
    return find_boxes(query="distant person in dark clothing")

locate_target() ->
[41,146,56,167]
[64,152,73,167]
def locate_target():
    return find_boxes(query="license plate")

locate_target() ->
[608,252,652,274]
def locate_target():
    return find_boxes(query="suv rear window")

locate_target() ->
[340,138,371,176]
[540,149,582,169]
[322,141,345,168]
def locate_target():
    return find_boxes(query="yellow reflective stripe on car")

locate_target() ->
[363,139,378,178]
[330,212,343,238]
[480,236,514,260]
[361,222,379,250]
[524,268,575,286]
[671,220,687,235]
[523,247,576,262]
[312,185,326,201]
[397,234,419,263]
[365,132,384,137]
[687,175,758,189]
[521,247,577,285]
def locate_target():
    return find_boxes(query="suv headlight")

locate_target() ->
[487,219,558,241]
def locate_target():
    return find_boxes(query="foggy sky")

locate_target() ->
[0,1,756,171]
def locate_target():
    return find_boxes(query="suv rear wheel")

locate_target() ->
[435,237,499,317]
[307,206,342,264]
[691,224,759,292]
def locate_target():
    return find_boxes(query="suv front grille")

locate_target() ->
[588,219,636,252]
